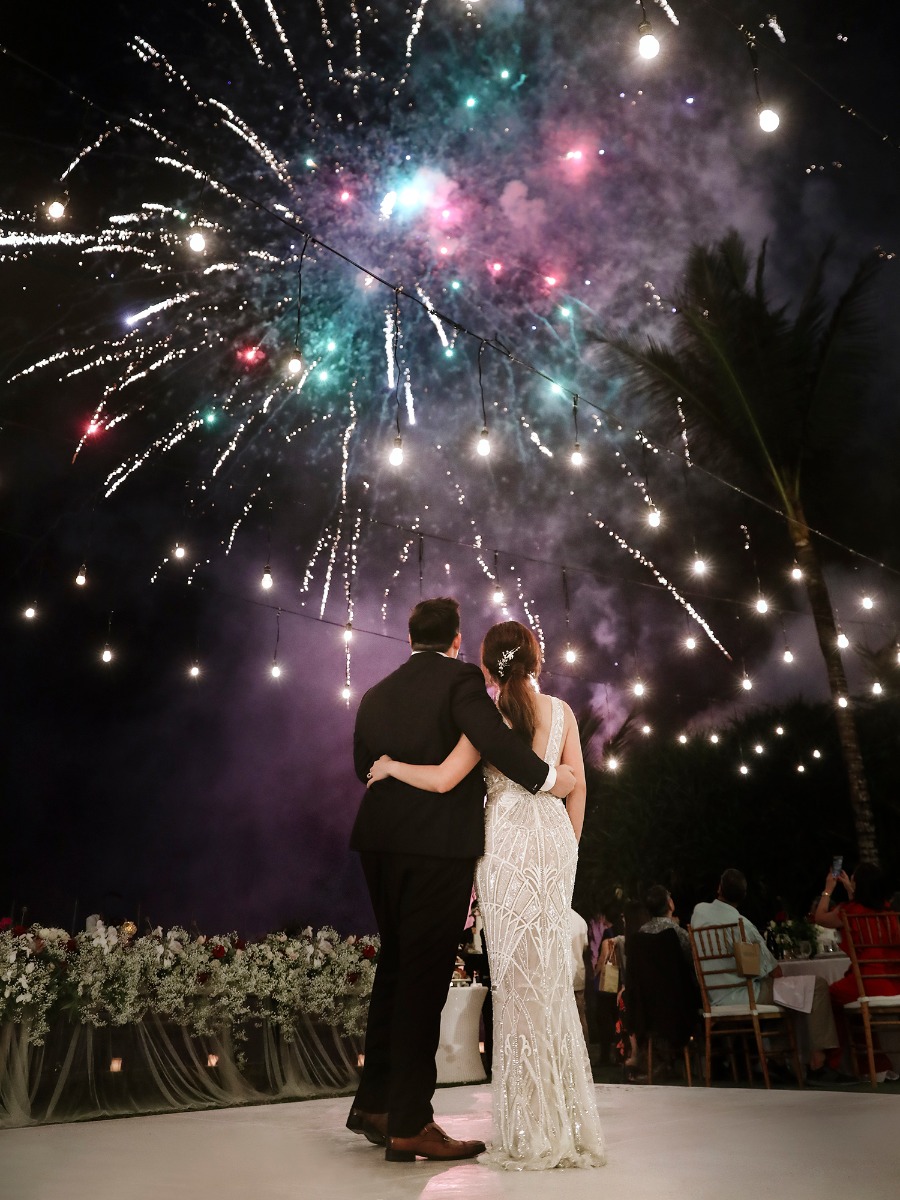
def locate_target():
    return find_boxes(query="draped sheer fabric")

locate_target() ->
[476,696,606,1170]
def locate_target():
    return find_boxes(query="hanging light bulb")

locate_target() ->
[24,605,37,620]
[741,676,753,691]
[739,763,749,776]
[861,595,874,610]
[173,543,186,559]
[343,623,353,644]
[791,565,803,580]
[647,507,661,527]
[288,354,303,375]
[638,21,660,58]
[187,230,206,252]
[755,597,769,614]
[271,662,281,678]
[477,427,491,456]
[261,565,274,590]
[102,645,113,663]
[641,724,652,735]
[632,680,645,697]
[754,743,764,755]
[836,632,849,649]
[775,726,785,736]
[837,695,848,708]
[692,556,707,576]
[189,663,201,678]
[565,646,577,664]
[46,193,67,220]
[492,585,505,606]
[797,764,806,773]
[783,648,794,663]
[758,107,780,132]
[341,685,352,701]
[812,749,821,759]
[570,443,584,467]
[872,681,883,696]
[606,756,620,771]
[678,734,688,745]
[684,635,697,651]
[75,565,87,586]
[389,436,404,466]
[709,733,720,744]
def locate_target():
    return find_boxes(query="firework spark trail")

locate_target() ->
[227,0,268,66]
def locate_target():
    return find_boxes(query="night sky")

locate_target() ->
[2,1,899,936]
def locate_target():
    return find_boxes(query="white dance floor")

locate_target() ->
[2,1082,898,1200]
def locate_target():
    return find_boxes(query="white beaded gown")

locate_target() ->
[475,696,606,1170]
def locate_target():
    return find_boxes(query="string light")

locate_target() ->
[692,556,707,576]
[755,596,769,614]
[570,395,583,466]
[836,631,850,649]
[389,435,404,466]
[791,565,803,581]
[741,675,753,691]
[75,564,87,586]
[678,734,688,744]
[46,193,68,220]
[341,685,351,701]
[271,609,281,678]
[271,663,281,678]
[288,355,303,374]
[709,733,720,744]
[685,635,697,651]
[343,622,353,644]
[637,2,660,58]
[173,543,186,559]
[606,756,620,771]
[261,565,274,590]
[24,605,37,620]
[189,662,200,677]
[775,726,785,735]
[632,680,646,697]
[872,681,883,695]
[647,507,661,527]
[641,724,651,735]
[102,645,113,663]
[797,763,806,773]
[758,107,780,132]
[837,696,848,708]
[812,749,821,759]
[754,743,764,755]
[477,427,491,456]
[783,648,794,663]
[861,595,874,610]
[492,551,504,605]
[187,230,206,252]
[562,567,577,663]
[745,29,779,132]
[739,763,749,776]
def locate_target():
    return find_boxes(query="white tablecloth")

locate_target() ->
[778,954,850,987]
[435,984,487,1084]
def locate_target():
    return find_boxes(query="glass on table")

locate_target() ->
[798,940,812,959]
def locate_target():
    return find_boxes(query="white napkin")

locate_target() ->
[773,974,815,1014]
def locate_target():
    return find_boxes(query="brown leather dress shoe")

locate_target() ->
[385,1121,486,1162]
[346,1107,389,1146]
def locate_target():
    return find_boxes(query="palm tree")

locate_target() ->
[594,231,886,864]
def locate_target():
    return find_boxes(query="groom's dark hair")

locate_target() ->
[409,597,460,651]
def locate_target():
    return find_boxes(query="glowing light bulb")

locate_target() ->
[755,597,769,613]
[837,696,848,708]
[758,107,780,132]
[492,586,504,605]
[288,355,303,374]
[862,595,874,610]
[477,428,491,456]
[812,749,821,759]
[783,649,794,663]
[271,663,281,678]
[343,624,353,644]
[775,726,785,736]
[754,744,764,755]
[340,190,350,202]
[190,664,200,678]
[102,646,113,663]
[389,436,404,466]
[638,22,660,58]
[641,724,651,735]
[837,632,849,649]
[465,96,477,109]
[633,681,645,697]
[606,756,619,771]
[692,557,707,576]
[261,566,274,590]
[791,565,803,580]
[173,543,186,559]
[685,636,697,651]
[341,685,352,701]
[75,565,87,586]
[24,605,37,620]
[741,676,753,691]
[872,681,883,695]
[46,195,67,220]
[710,733,720,744]
[188,231,206,252]
[647,507,661,527]
[571,444,583,466]
[491,261,502,273]
[678,734,688,745]
[797,764,806,773]
[739,764,749,776]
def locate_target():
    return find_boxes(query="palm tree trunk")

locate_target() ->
[786,500,879,865]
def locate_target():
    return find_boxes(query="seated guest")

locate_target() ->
[640,884,692,962]
[691,868,843,1084]
[570,908,591,1047]
[816,863,900,1080]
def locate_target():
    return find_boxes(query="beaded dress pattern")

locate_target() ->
[476,696,606,1170]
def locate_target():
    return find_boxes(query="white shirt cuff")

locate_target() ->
[543,765,557,793]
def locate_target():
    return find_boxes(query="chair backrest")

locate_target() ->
[627,928,700,1045]
[688,920,756,1012]
[840,910,900,996]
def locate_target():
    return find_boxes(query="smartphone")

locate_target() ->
[832,855,843,879]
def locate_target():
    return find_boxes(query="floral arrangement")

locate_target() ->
[0,917,378,1045]
[766,913,819,958]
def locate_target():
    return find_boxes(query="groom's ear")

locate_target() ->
[450,632,462,654]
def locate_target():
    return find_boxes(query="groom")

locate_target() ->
[347,596,575,1162]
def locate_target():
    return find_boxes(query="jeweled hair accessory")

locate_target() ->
[496,646,518,679]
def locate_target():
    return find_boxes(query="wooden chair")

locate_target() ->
[627,929,699,1085]
[688,920,804,1089]
[839,910,900,1087]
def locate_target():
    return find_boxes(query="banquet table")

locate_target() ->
[435,984,487,1084]
[777,953,850,987]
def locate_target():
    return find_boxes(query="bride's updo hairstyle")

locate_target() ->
[481,621,541,745]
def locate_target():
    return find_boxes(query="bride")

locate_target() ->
[367,620,605,1170]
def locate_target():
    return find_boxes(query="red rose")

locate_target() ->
[211,944,226,959]
[346,971,361,985]
[361,944,376,960]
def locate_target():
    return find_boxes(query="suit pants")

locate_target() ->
[353,851,476,1136]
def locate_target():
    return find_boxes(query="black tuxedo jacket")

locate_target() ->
[350,651,550,859]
